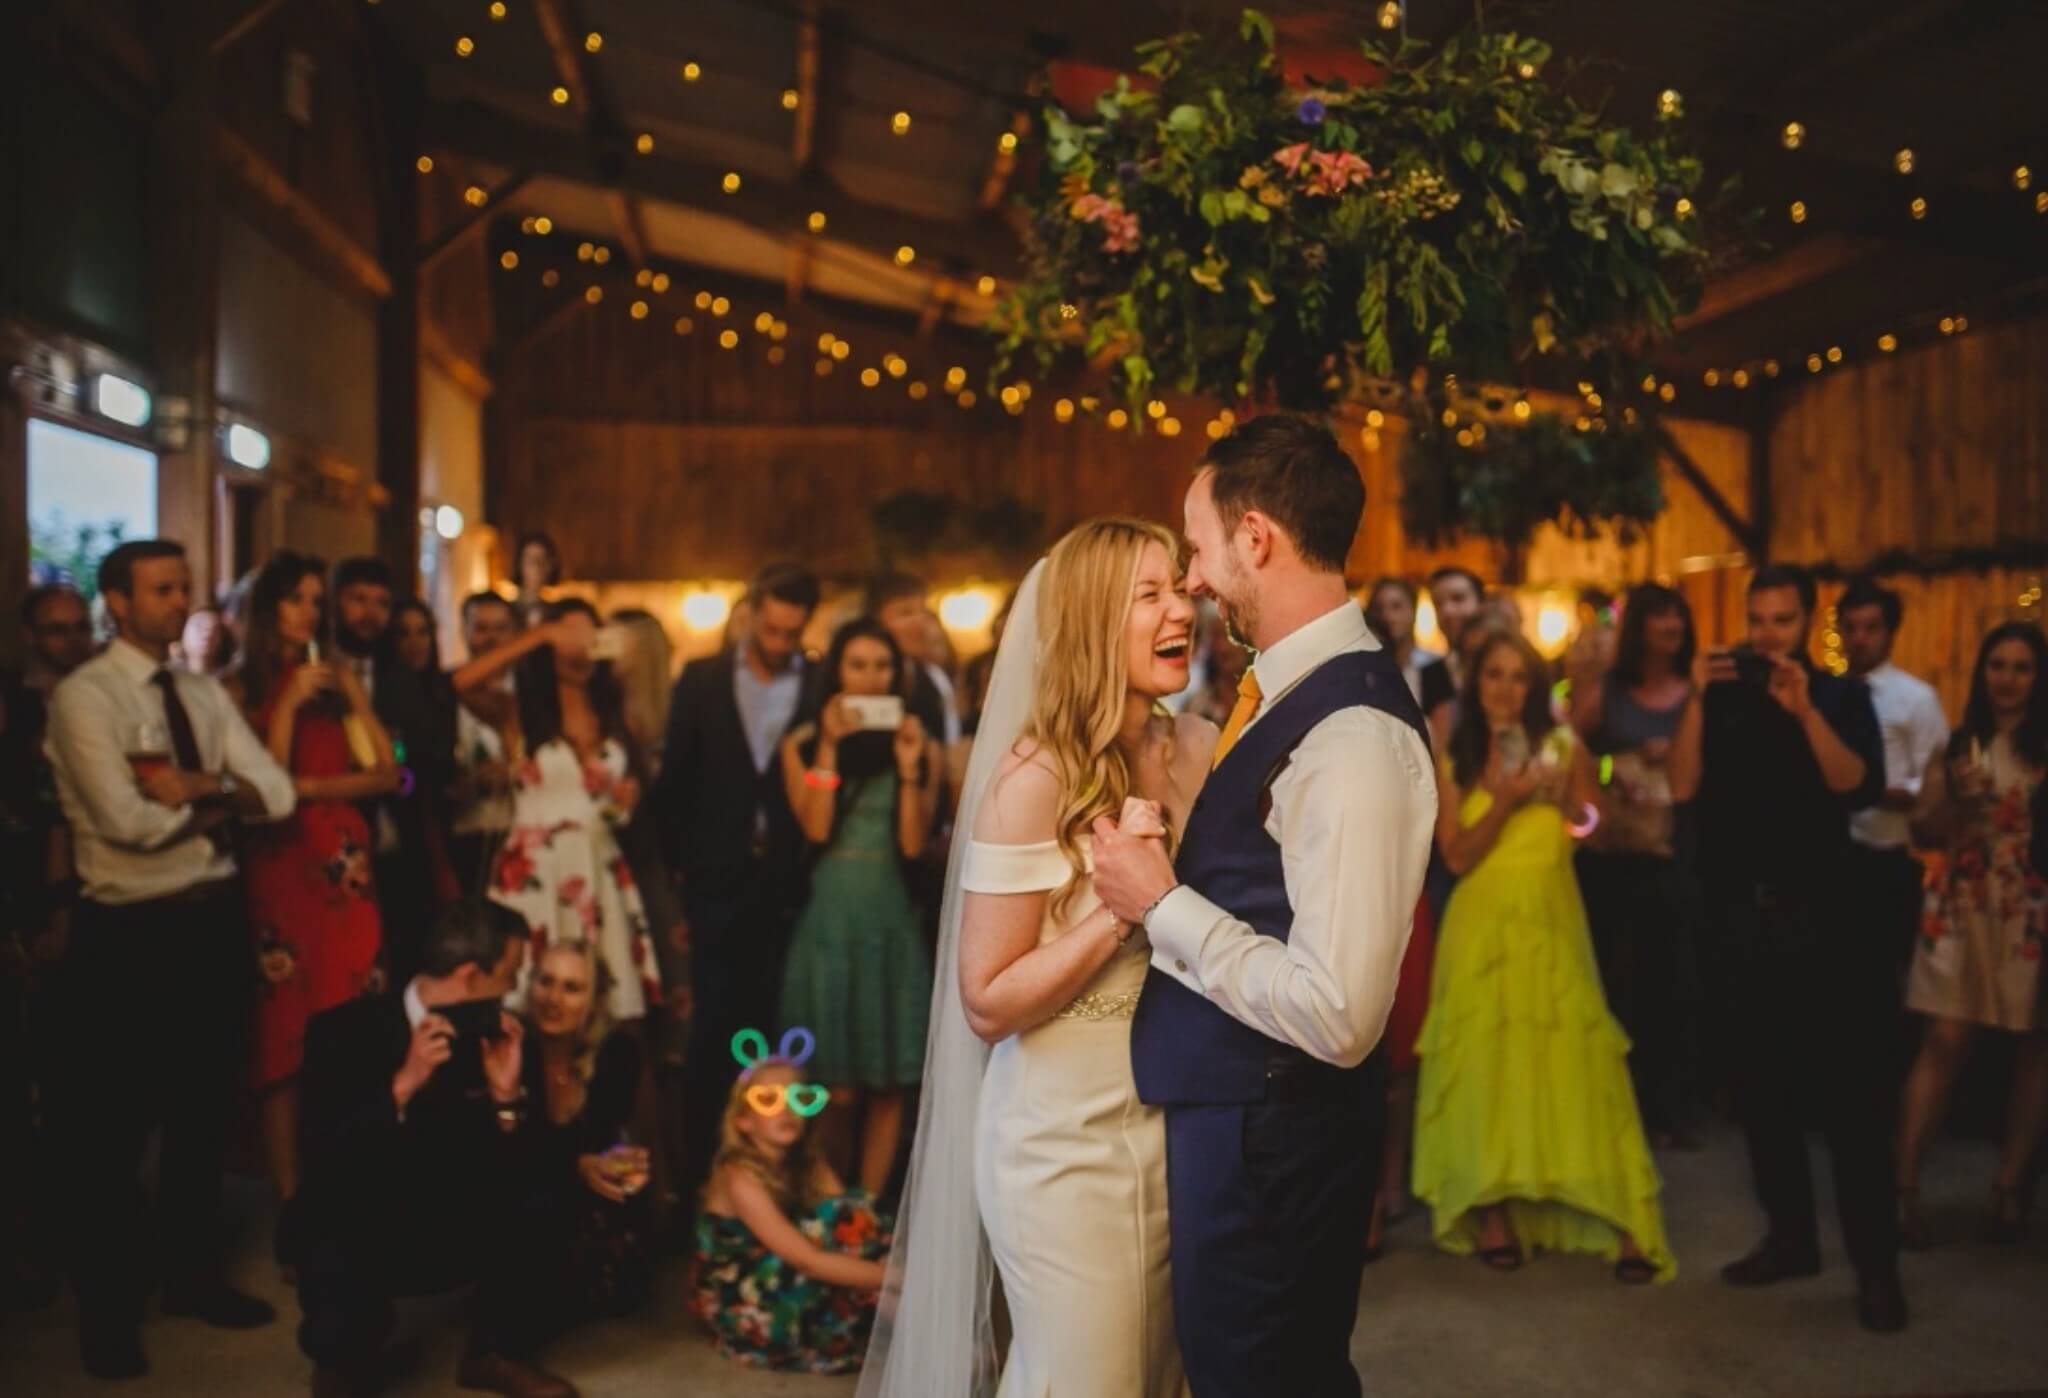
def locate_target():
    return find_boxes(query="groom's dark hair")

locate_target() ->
[1198,415,1363,573]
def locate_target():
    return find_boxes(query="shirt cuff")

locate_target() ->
[1144,884,1223,993]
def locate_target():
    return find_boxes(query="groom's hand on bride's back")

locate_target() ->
[1089,815,1176,924]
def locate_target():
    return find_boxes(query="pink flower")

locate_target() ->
[1305,149,1373,196]
[1272,142,1311,174]
[1101,208,1141,253]
[1070,193,1141,254]
[557,875,589,907]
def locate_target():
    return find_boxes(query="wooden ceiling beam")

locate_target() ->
[217,123,392,298]
[424,97,1021,280]
[420,169,536,272]
[792,0,822,174]
[529,0,593,116]
[1676,234,1878,332]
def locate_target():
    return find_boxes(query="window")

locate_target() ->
[27,417,158,599]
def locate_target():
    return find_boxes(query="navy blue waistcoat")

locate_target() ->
[1130,647,1429,1105]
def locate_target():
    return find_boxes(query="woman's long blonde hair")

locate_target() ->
[1020,517,1184,919]
[535,938,615,1086]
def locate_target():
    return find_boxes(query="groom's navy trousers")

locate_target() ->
[1132,649,1425,1398]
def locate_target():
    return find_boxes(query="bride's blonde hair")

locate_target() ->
[1020,517,1183,919]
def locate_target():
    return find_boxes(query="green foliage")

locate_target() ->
[870,490,1045,569]
[999,12,1723,418]
[1398,406,1665,549]
[29,513,128,601]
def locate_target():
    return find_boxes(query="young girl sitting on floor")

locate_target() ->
[691,1030,891,1374]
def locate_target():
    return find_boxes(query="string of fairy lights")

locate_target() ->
[414,0,2042,438]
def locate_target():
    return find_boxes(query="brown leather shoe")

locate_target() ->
[456,1352,579,1398]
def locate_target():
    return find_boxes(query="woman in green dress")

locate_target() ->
[778,619,941,1195]
[1412,627,1675,1283]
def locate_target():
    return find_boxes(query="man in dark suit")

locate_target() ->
[654,563,819,1209]
[296,898,575,1398]
[331,558,455,984]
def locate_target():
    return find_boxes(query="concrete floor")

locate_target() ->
[3,1123,2044,1397]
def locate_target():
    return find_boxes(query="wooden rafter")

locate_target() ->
[1677,235,1877,332]
[217,124,392,298]
[420,168,536,271]
[210,0,289,56]
[786,237,812,305]
[792,0,822,174]
[530,0,647,270]
[604,188,649,268]
[426,98,1018,279]
[978,109,1031,211]
[1652,423,1761,558]
[529,0,592,116]
[421,318,495,398]
[916,277,955,338]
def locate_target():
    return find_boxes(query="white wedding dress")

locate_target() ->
[963,836,1183,1398]
[858,559,1187,1398]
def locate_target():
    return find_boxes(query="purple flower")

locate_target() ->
[1296,96,1327,125]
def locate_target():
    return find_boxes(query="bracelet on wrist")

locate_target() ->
[1138,883,1180,927]
[804,767,843,792]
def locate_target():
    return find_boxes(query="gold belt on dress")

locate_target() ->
[1052,989,1141,1020]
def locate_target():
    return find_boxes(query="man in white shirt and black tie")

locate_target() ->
[1839,578,1949,979]
[43,539,297,1381]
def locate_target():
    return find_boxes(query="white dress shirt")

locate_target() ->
[1851,660,1949,851]
[1144,603,1438,1067]
[45,637,295,904]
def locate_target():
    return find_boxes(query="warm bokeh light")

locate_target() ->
[937,587,998,633]
[679,588,733,633]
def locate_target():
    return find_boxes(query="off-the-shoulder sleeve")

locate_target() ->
[959,838,1073,895]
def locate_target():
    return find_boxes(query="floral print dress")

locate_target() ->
[690,1191,890,1374]
[1907,732,2046,1032]
[491,737,656,1019]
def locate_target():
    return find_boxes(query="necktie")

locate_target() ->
[152,669,204,771]
[1210,667,1264,770]
[154,669,231,853]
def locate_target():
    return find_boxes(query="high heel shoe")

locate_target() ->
[1983,1181,2033,1245]
[1896,1187,1930,1252]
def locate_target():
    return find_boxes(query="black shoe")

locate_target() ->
[1856,1272,1909,1334]
[1719,1236,1821,1287]
[80,1328,148,1381]
[162,1281,277,1329]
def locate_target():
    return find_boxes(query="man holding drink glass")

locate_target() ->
[42,539,297,1380]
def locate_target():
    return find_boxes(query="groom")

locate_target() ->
[1094,415,1436,1397]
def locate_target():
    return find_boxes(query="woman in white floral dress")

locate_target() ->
[455,599,658,1020]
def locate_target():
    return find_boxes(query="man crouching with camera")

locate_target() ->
[1668,563,1902,1335]
[296,898,577,1398]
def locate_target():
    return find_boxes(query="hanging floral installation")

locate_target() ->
[999,9,1742,545]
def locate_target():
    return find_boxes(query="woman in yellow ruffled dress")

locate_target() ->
[1412,628,1675,1284]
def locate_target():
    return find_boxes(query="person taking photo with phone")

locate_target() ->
[1667,564,1900,1333]
[295,897,581,1398]
[777,618,940,1196]
[453,600,658,1024]
[229,550,400,1269]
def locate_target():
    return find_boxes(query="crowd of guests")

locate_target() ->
[1359,563,2047,1335]
[0,523,2041,1393]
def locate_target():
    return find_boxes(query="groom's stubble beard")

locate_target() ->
[1214,553,1259,653]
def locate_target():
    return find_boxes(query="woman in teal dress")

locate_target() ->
[778,619,941,1195]
[1413,628,1675,1283]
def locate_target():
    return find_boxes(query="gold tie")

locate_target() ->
[1210,667,1264,769]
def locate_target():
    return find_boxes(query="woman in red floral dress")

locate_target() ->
[1897,622,2047,1245]
[232,552,399,1218]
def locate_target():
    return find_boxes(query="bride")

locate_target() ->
[859,518,1217,1397]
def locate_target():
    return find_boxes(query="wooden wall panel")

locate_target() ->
[1768,314,2048,567]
